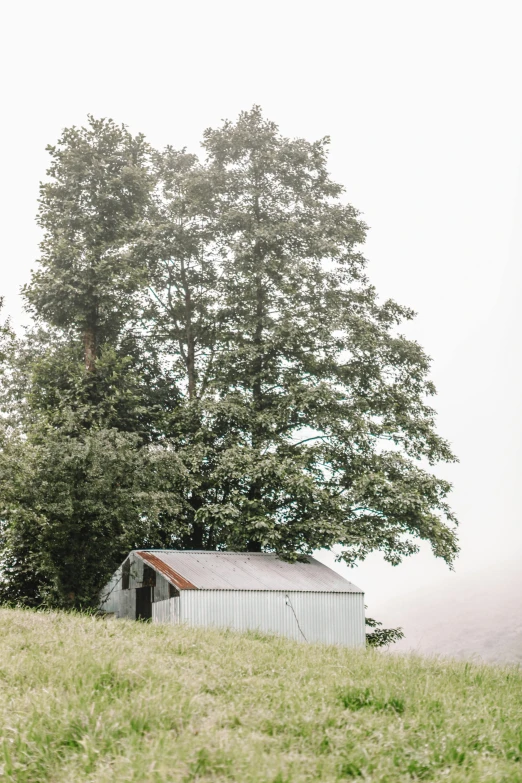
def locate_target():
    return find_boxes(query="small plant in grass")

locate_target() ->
[339,686,405,714]
[365,616,405,648]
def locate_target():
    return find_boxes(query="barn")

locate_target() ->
[99,550,365,647]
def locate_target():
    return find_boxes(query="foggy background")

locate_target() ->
[2,1,521,659]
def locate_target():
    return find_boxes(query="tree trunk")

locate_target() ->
[179,256,203,546]
[182,493,205,549]
[248,185,265,548]
[251,187,265,439]
[180,257,196,400]
[83,327,96,372]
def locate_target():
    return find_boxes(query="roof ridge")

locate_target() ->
[135,550,289,556]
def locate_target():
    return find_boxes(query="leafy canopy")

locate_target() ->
[0,109,458,608]
[142,107,458,564]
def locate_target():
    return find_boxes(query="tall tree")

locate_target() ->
[19,115,177,445]
[24,116,152,371]
[0,123,181,607]
[146,107,458,567]
[140,147,224,548]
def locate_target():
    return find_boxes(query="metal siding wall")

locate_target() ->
[123,588,135,619]
[99,562,134,618]
[99,567,121,614]
[152,597,180,624]
[128,553,142,589]
[106,586,133,619]
[179,591,365,647]
[154,573,170,603]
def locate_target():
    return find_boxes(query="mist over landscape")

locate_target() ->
[379,561,522,664]
[314,550,522,664]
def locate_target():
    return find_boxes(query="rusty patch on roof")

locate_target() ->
[136,551,197,590]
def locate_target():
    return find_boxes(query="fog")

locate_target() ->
[2,0,521,658]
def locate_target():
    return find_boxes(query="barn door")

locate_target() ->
[135,586,153,620]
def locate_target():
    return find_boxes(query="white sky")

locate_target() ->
[2,0,521,615]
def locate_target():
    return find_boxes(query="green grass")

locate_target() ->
[0,609,521,782]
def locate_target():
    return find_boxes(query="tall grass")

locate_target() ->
[0,608,521,782]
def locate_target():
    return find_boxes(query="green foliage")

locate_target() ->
[338,686,405,713]
[24,116,152,358]
[141,107,458,563]
[0,298,13,361]
[0,107,459,607]
[0,120,179,608]
[365,615,405,648]
[0,423,183,607]
[0,297,17,461]
[1,609,521,782]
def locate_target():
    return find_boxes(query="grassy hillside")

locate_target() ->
[0,609,521,782]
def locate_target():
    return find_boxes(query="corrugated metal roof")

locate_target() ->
[133,551,362,593]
